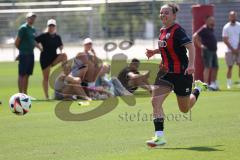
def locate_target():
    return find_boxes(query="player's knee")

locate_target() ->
[179,106,189,113]
[62,54,67,61]
[151,97,155,106]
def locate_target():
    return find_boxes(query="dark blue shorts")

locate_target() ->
[18,54,34,76]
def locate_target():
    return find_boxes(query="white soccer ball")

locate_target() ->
[9,93,31,115]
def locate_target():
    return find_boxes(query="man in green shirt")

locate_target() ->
[15,12,38,95]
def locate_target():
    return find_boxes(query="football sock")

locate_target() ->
[155,131,164,137]
[192,88,200,100]
[153,118,164,137]
[227,79,232,86]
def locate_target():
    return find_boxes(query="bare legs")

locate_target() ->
[42,54,67,99]
[84,62,102,82]
[177,94,197,113]
[227,66,233,80]
[152,85,199,118]
[203,68,210,84]
[152,88,170,119]
[18,75,29,94]
[61,84,90,100]
[42,67,51,99]
[203,67,218,84]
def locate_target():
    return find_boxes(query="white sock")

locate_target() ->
[155,131,164,137]
[227,79,232,85]
[88,82,95,87]
[210,81,217,88]
[194,86,201,92]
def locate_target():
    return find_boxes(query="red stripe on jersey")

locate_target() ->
[159,30,169,71]
[167,24,181,73]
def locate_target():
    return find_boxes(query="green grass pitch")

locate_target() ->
[0,59,240,160]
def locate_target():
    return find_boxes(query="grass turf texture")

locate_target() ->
[0,59,240,160]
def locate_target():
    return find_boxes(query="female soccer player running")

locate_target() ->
[145,3,207,147]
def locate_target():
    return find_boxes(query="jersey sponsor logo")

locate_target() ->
[165,33,171,39]
[158,40,167,48]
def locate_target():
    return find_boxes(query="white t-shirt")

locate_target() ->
[222,21,240,52]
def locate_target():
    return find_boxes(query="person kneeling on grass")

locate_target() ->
[54,61,91,100]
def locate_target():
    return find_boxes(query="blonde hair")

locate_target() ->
[162,3,179,14]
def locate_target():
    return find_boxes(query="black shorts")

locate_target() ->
[18,54,34,76]
[154,72,193,96]
[40,53,59,70]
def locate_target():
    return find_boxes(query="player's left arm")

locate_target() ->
[175,27,195,75]
[184,43,195,75]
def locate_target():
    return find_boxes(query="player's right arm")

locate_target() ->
[145,49,160,59]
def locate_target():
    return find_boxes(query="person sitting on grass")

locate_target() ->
[71,38,102,87]
[95,62,132,97]
[118,58,151,93]
[54,61,91,100]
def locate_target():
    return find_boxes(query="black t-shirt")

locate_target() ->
[118,67,139,88]
[35,32,63,56]
[197,25,217,51]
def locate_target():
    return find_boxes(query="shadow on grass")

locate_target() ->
[31,99,56,102]
[159,145,224,152]
[216,89,240,92]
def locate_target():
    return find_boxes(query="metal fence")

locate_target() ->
[0,0,239,61]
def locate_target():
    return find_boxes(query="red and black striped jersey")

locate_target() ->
[158,23,192,73]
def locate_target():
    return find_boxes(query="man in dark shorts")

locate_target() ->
[15,13,38,95]
[193,16,219,90]
[118,58,151,93]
